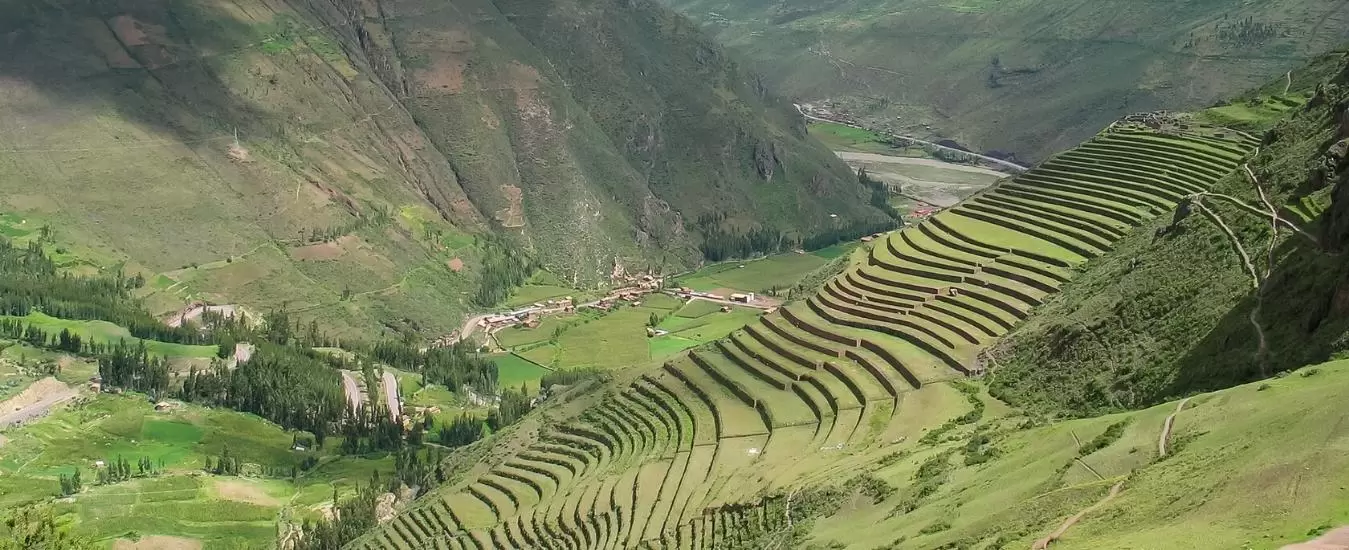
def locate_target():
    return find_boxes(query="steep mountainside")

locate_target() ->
[991,51,1349,415]
[0,0,883,336]
[662,0,1349,162]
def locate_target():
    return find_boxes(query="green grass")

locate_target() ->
[990,79,1339,414]
[810,242,859,259]
[491,353,551,392]
[1,312,218,358]
[673,299,726,319]
[677,252,830,294]
[554,306,664,370]
[0,392,398,548]
[1199,95,1303,131]
[648,334,699,359]
[659,305,762,344]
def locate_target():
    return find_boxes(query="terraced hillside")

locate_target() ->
[348,121,1256,549]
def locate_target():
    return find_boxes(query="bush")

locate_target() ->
[1079,420,1130,457]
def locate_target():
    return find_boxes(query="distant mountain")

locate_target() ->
[0,0,887,336]
[662,0,1349,161]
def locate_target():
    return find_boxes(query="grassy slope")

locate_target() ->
[665,0,1349,161]
[990,53,1349,415]
[0,0,884,337]
[806,360,1349,549]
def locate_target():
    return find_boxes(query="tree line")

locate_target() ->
[367,339,497,395]
[0,239,214,345]
[473,234,536,307]
[179,343,346,443]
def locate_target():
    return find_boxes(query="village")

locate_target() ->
[462,270,780,347]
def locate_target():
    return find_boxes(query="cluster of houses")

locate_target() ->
[480,297,575,333]
[673,287,755,304]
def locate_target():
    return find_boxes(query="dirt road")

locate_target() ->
[381,371,401,420]
[835,151,1010,178]
[339,370,364,412]
[0,377,77,428]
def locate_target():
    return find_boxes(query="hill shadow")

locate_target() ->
[1166,237,1349,396]
[0,0,341,151]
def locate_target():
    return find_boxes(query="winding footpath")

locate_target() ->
[1158,397,1192,458]
[1033,397,1194,549]
[1031,480,1126,550]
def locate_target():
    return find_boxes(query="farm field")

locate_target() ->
[808,121,927,156]
[0,393,393,548]
[675,245,857,295]
[491,353,551,392]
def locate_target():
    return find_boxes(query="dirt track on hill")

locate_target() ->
[1158,397,1191,458]
[0,377,76,428]
[1031,480,1125,549]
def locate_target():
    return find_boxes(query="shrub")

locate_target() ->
[919,520,952,535]
[1079,420,1130,456]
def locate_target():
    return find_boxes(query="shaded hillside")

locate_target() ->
[0,0,882,336]
[663,0,1349,161]
[991,51,1349,415]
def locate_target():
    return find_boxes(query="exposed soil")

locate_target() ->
[418,56,467,93]
[834,151,1009,177]
[165,303,241,328]
[1282,526,1349,549]
[108,15,152,47]
[381,371,401,420]
[0,377,77,428]
[496,184,526,228]
[447,257,465,272]
[112,535,202,550]
[340,370,366,412]
[214,479,281,506]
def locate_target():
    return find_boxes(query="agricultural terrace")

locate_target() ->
[348,121,1258,548]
